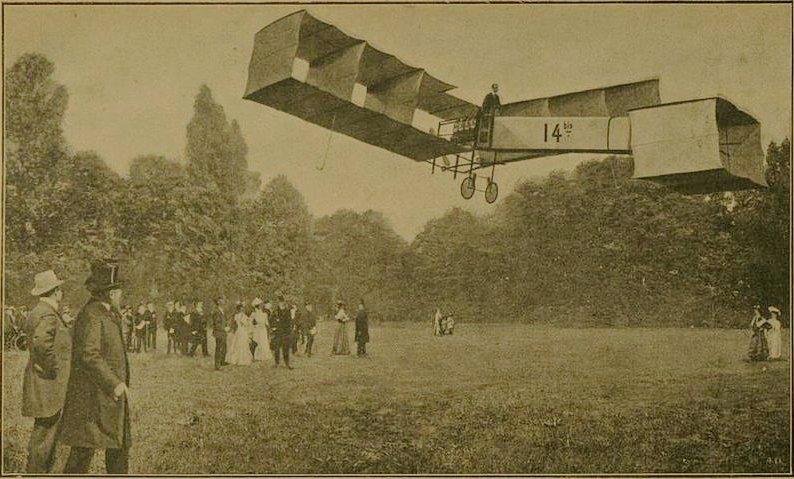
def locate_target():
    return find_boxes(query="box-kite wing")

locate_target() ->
[243,10,476,161]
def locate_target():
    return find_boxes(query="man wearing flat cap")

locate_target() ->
[22,269,71,473]
[59,259,131,474]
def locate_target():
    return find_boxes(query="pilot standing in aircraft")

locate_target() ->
[481,83,501,115]
[476,83,501,145]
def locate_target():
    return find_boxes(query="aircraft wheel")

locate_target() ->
[485,181,499,204]
[461,177,475,200]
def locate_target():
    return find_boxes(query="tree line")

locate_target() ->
[4,53,790,327]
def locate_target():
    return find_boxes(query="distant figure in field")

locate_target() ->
[766,306,783,360]
[228,302,252,366]
[442,314,455,335]
[303,302,317,357]
[332,301,351,356]
[433,308,443,336]
[265,301,277,356]
[121,306,134,351]
[250,298,270,361]
[189,301,208,357]
[164,301,178,354]
[272,293,294,369]
[22,270,71,473]
[179,302,192,355]
[210,297,229,371]
[747,305,771,361]
[355,300,369,358]
[290,303,302,355]
[245,304,258,359]
[173,301,184,353]
[146,302,157,350]
[134,302,148,353]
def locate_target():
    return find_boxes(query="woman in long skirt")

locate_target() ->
[251,299,271,361]
[332,301,351,355]
[231,305,253,365]
[766,306,783,360]
[226,303,253,366]
[748,305,771,361]
[433,308,443,336]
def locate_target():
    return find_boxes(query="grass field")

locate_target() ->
[2,321,791,474]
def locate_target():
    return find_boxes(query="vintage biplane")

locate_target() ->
[243,10,767,203]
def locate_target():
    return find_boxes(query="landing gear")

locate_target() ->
[459,173,498,203]
[461,176,476,200]
[484,159,499,204]
[447,149,499,203]
[485,180,499,204]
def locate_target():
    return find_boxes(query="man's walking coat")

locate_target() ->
[58,298,131,449]
[22,300,72,418]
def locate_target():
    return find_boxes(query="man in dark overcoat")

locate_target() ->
[146,302,157,350]
[22,269,72,473]
[176,302,188,355]
[475,83,501,145]
[354,300,370,357]
[303,302,317,357]
[272,293,294,369]
[189,301,209,357]
[164,301,178,354]
[59,259,131,474]
[210,297,229,370]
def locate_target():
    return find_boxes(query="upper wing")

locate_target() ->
[243,10,476,161]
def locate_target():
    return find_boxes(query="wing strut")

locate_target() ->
[316,111,338,171]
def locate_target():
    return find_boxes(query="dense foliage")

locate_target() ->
[4,54,790,327]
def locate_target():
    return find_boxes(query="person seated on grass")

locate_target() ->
[443,315,455,335]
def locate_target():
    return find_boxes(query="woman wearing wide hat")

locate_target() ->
[59,259,132,474]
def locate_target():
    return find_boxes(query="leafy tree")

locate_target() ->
[729,139,790,311]
[4,53,70,251]
[4,53,69,188]
[129,154,185,184]
[185,85,259,203]
[310,209,408,318]
[234,175,313,300]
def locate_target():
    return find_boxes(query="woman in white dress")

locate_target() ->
[226,303,253,366]
[433,308,443,336]
[229,304,253,365]
[251,298,271,361]
[766,306,783,360]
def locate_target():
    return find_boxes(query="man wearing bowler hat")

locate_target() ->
[59,259,131,474]
[22,269,72,473]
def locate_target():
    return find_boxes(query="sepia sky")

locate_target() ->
[4,4,791,238]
